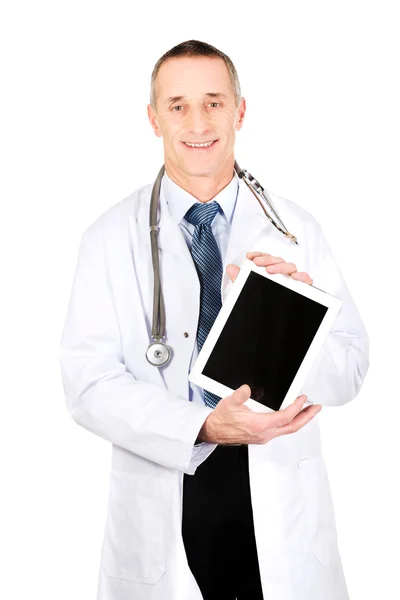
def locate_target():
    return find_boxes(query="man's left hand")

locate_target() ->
[226,251,313,285]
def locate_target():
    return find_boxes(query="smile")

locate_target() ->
[182,140,218,149]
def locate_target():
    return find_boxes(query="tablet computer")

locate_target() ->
[188,258,342,413]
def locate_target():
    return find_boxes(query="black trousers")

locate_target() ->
[182,444,264,600]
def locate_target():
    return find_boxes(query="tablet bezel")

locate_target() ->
[188,258,342,413]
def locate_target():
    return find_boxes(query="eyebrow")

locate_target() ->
[164,92,228,104]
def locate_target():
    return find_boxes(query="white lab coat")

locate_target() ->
[59,174,369,600]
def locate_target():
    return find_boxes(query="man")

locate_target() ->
[59,40,369,600]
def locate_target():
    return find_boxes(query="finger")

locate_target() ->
[226,264,240,282]
[274,404,322,436]
[246,251,267,259]
[264,395,308,428]
[253,254,285,266]
[266,262,297,275]
[229,384,252,405]
[291,271,313,285]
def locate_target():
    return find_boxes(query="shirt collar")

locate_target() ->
[161,170,239,226]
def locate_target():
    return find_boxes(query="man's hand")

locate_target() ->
[198,385,321,445]
[226,251,313,285]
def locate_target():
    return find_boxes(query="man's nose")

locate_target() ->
[186,106,211,135]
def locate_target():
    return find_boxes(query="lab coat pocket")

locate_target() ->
[297,455,338,566]
[103,470,168,584]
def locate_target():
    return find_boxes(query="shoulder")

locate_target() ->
[264,188,323,244]
[266,188,321,230]
[80,182,153,244]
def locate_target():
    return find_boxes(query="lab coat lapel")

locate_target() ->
[156,191,199,278]
[136,186,201,399]
[222,179,274,301]
[130,187,199,397]
[157,198,202,355]
[135,182,199,284]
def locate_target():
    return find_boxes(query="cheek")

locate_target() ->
[158,114,180,136]
[160,125,181,147]
[171,127,186,144]
[217,113,237,135]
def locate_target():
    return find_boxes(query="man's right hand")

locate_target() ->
[197,384,322,445]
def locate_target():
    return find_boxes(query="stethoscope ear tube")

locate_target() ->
[234,160,298,245]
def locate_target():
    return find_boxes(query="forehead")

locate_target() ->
[156,56,233,101]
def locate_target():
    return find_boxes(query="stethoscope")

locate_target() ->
[146,160,299,367]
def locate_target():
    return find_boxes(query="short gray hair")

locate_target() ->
[149,39,242,109]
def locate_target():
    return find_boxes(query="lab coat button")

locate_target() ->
[184,332,189,338]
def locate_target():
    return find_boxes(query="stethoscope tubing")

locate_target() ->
[149,164,167,344]
[147,160,298,365]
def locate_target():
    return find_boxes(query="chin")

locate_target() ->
[181,160,221,178]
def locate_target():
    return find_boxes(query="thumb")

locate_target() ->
[230,384,252,405]
[226,263,240,282]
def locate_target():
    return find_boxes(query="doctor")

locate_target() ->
[59,39,369,600]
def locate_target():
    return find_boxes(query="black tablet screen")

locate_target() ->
[202,271,328,410]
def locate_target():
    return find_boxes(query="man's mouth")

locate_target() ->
[182,139,219,149]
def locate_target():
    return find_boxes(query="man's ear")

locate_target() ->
[147,104,163,138]
[235,97,246,132]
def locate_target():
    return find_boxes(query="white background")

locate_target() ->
[1,1,399,598]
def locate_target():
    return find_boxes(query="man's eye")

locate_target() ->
[209,102,220,108]
[172,105,184,112]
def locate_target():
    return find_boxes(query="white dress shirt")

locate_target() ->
[160,170,240,406]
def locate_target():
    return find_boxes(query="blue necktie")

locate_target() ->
[185,201,223,409]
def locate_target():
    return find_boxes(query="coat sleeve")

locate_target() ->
[58,225,216,475]
[299,224,370,406]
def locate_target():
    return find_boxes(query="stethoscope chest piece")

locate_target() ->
[146,340,171,366]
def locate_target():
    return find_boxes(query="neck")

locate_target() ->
[165,157,236,203]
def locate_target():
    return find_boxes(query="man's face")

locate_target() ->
[147,56,246,177]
